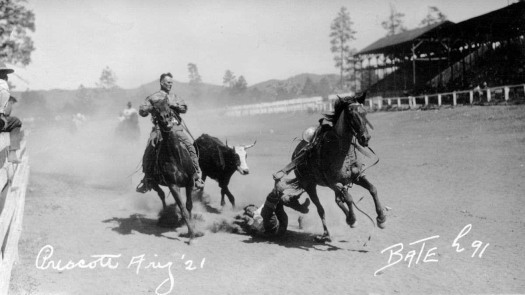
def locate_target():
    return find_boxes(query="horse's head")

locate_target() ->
[150,97,174,131]
[328,92,373,147]
[346,100,371,147]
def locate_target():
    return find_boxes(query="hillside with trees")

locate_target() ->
[12,72,340,120]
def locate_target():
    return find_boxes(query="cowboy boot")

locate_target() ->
[193,169,205,189]
[136,177,151,193]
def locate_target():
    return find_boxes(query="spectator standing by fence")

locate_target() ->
[473,84,483,104]
[0,62,23,163]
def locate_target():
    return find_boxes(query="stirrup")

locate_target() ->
[194,178,205,189]
[136,181,150,193]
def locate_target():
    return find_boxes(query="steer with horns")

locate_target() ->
[194,134,256,208]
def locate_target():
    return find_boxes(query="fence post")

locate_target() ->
[425,95,429,105]
[469,91,473,104]
[438,94,442,106]
[453,92,457,106]
[504,87,509,101]
[387,99,392,106]
[397,98,401,107]
[486,89,491,102]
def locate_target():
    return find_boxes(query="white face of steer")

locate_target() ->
[233,146,250,175]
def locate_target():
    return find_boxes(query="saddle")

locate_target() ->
[272,119,332,180]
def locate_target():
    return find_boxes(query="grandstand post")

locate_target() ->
[397,98,401,107]
[425,95,429,106]
[469,91,473,104]
[387,99,391,106]
[504,87,509,101]
[453,92,457,106]
[486,89,491,102]
[438,94,442,106]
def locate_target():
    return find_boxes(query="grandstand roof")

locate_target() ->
[356,2,525,57]
[438,1,525,44]
[356,21,455,56]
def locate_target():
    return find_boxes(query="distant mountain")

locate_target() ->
[12,72,340,118]
[250,73,339,92]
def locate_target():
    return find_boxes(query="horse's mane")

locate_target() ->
[324,97,350,123]
[324,92,367,124]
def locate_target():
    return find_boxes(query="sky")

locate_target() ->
[8,0,514,91]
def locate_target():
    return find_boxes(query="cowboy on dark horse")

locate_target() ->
[136,72,205,193]
[274,92,386,242]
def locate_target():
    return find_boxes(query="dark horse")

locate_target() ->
[143,98,200,243]
[292,93,386,242]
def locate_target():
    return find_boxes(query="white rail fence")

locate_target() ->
[0,132,30,294]
[369,83,525,111]
[222,84,525,116]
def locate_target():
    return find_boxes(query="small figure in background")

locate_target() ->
[116,101,140,141]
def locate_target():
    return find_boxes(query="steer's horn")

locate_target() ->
[244,140,257,149]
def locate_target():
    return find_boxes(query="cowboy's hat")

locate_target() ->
[0,62,14,74]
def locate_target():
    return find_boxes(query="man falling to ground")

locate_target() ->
[136,72,205,193]
[233,179,310,237]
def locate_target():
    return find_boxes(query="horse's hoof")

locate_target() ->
[377,216,386,229]
[347,216,357,228]
[314,235,332,243]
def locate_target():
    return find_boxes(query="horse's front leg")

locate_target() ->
[151,183,167,210]
[168,184,196,244]
[355,176,386,229]
[185,185,193,216]
[305,185,331,242]
[333,183,356,228]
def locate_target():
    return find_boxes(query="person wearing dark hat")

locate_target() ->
[0,62,23,163]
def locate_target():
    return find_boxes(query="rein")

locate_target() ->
[351,141,379,178]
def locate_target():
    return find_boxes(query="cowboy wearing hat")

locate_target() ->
[0,61,23,163]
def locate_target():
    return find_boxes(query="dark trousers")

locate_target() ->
[142,127,200,177]
[261,198,288,236]
[174,129,200,172]
[1,116,22,150]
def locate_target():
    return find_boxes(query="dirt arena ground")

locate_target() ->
[9,104,525,294]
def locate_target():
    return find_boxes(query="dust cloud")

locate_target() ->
[24,109,355,237]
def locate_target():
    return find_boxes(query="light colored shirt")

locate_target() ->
[139,90,187,129]
[0,79,11,115]
[119,107,138,122]
[247,203,265,233]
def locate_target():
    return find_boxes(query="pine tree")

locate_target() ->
[381,4,407,36]
[330,7,356,91]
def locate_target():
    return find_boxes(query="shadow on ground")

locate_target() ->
[102,213,183,240]
[241,230,369,252]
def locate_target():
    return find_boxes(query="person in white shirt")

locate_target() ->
[0,61,22,163]
[119,101,139,123]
